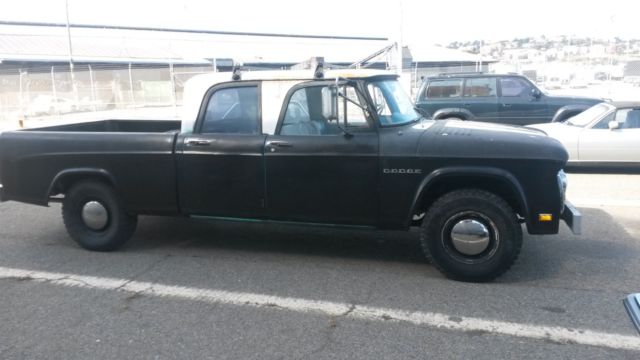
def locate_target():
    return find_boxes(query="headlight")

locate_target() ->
[557,170,567,202]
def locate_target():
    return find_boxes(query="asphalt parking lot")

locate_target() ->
[1,173,639,359]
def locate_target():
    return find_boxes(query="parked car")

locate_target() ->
[28,95,77,116]
[415,73,602,126]
[0,68,580,282]
[528,102,640,167]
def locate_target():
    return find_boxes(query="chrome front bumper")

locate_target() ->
[561,201,582,235]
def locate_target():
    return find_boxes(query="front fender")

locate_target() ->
[407,166,529,226]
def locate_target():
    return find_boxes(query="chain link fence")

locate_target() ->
[0,63,217,124]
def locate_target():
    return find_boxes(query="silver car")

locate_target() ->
[528,102,640,167]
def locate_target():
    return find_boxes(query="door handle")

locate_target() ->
[502,103,512,108]
[186,139,211,146]
[267,141,293,148]
[462,103,471,107]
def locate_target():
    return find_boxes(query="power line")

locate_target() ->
[0,20,388,42]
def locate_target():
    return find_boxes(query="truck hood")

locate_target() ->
[415,120,568,162]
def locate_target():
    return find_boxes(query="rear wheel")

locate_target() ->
[420,189,522,282]
[62,181,137,251]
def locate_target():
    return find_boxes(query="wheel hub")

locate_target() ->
[450,219,490,256]
[81,201,109,230]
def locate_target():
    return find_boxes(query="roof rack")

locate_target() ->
[437,71,485,77]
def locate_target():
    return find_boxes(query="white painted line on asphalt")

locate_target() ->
[572,198,640,208]
[1,266,639,352]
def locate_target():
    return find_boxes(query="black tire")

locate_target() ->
[62,181,137,251]
[420,189,522,282]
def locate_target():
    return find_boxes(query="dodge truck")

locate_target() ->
[0,68,581,282]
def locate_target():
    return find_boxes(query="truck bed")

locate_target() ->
[22,119,181,133]
[0,119,181,214]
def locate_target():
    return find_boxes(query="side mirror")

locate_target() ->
[531,88,542,99]
[608,120,620,130]
[321,86,338,120]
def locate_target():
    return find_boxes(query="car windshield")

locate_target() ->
[565,102,613,127]
[367,80,421,126]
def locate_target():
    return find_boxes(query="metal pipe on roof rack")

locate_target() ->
[128,63,135,109]
[88,64,97,111]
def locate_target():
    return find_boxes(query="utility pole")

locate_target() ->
[65,0,78,106]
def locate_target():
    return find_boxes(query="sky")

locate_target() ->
[0,0,638,45]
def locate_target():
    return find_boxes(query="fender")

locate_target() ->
[432,108,475,120]
[47,168,118,202]
[551,104,592,123]
[407,166,529,227]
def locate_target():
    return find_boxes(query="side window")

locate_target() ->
[500,77,533,97]
[201,86,259,134]
[615,109,640,129]
[338,86,368,128]
[626,110,640,129]
[463,77,497,97]
[592,112,615,129]
[280,85,368,136]
[424,79,462,99]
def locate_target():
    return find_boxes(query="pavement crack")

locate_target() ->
[308,304,356,356]
[115,254,171,292]
[341,304,356,318]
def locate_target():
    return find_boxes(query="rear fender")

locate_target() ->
[47,168,118,201]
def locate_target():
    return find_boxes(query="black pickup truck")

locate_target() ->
[0,69,580,282]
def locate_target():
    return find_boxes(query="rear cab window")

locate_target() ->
[200,85,260,134]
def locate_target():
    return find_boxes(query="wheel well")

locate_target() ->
[554,110,580,122]
[413,176,524,225]
[49,173,115,197]
[438,114,466,120]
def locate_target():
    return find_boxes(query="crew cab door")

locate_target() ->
[264,82,379,225]
[498,76,547,125]
[176,82,266,218]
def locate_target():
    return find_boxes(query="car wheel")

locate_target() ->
[62,181,137,251]
[420,189,522,282]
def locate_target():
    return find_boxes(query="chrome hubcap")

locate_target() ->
[450,219,490,256]
[81,201,108,230]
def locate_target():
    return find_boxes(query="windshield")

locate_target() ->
[565,102,613,127]
[367,80,421,126]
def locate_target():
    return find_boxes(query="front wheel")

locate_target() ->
[62,181,137,251]
[420,189,522,282]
